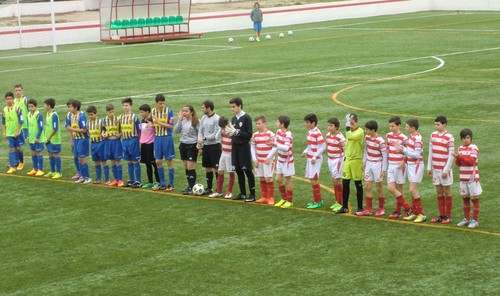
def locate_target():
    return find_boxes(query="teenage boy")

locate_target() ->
[65,99,80,180]
[86,105,108,184]
[26,99,46,176]
[252,115,276,205]
[13,84,28,169]
[325,117,345,212]
[2,92,24,174]
[66,99,91,184]
[428,115,455,224]
[209,116,236,199]
[102,103,123,186]
[121,98,142,188]
[43,98,62,179]
[229,96,255,202]
[198,100,221,195]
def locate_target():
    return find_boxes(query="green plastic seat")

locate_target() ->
[153,17,161,26]
[168,15,176,24]
[121,19,130,28]
[146,17,153,26]
[138,18,146,27]
[130,18,138,28]
[104,20,112,29]
[111,19,122,29]
[161,16,169,25]
[176,15,184,24]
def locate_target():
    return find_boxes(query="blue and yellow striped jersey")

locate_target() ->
[120,112,140,139]
[70,111,89,140]
[151,106,174,137]
[102,115,120,138]
[88,117,104,143]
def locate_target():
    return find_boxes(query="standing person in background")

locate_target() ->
[174,105,200,195]
[151,94,176,191]
[13,84,28,170]
[3,92,24,174]
[428,115,455,224]
[250,2,263,42]
[197,100,221,195]
[43,98,63,179]
[229,97,256,202]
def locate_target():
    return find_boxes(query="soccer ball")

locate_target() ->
[192,183,205,195]
[279,33,285,38]
[228,37,234,43]
[265,34,271,40]
[288,30,293,36]
[249,36,255,42]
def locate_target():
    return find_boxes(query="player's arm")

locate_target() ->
[443,139,455,173]
[46,113,58,142]
[275,135,291,152]
[134,117,141,137]
[380,141,388,172]
[15,107,23,137]
[250,136,258,165]
[2,114,6,138]
[314,137,326,159]
[348,128,363,141]
[403,140,422,160]
[35,113,44,142]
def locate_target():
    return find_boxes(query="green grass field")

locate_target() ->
[1,11,499,295]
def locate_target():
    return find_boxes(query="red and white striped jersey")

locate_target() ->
[326,131,345,159]
[251,129,275,163]
[364,133,386,163]
[304,127,325,159]
[275,129,294,164]
[221,131,232,155]
[428,131,455,171]
[404,132,424,164]
[386,132,407,164]
[456,144,479,182]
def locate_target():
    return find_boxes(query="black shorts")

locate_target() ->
[231,143,252,171]
[140,143,156,164]
[202,143,221,168]
[179,142,198,162]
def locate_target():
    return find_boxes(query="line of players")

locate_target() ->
[3,87,482,228]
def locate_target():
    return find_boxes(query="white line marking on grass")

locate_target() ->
[329,27,500,33]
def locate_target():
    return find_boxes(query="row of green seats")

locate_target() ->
[108,15,185,30]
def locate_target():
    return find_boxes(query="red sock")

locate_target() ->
[445,195,453,217]
[279,185,287,200]
[260,180,268,199]
[228,172,235,193]
[413,197,423,215]
[463,197,471,220]
[366,196,373,211]
[401,195,411,211]
[438,196,446,216]
[312,183,322,203]
[334,184,343,205]
[286,189,293,202]
[216,173,224,193]
[472,198,480,221]
[378,196,385,210]
[267,181,274,199]
[395,195,402,212]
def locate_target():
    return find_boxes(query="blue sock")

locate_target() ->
[8,151,15,168]
[117,165,123,180]
[103,165,110,182]
[169,168,175,187]
[38,155,44,171]
[81,163,89,178]
[32,155,38,170]
[158,167,166,186]
[128,163,135,182]
[18,151,24,163]
[134,162,142,183]
[95,165,102,181]
[55,157,61,173]
[74,157,80,175]
[49,156,55,172]
[14,150,19,164]
[112,165,117,179]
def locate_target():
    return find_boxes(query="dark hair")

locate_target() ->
[255,115,266,123]
[66,99,74,107]
[27,98,37,107]
[304,113,318,125]
[327,117,340,129]
[155,93,165,102]
[202,100,214,111]
[434,115,447,125]
[86,105,97,114]
[218,116,229,128]
[106,104,114,112]
[350,113,358,123]
[5,91,14,98]
[122,97,133,105]
[14,84,22,89]
[460,128,473,140]
[277,115,290,128]
[406,118,419,130]
[139,104,151,113]
[44,98,55,108]
[365,120,378,131]
[69,99,81,111]
[184,105,199,128]
[229,96,243,109]
[388,116,401,125]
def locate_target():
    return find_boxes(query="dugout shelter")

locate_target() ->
[100,0,201,43]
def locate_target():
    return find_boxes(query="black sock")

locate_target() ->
[206,171,214,190]
[342,179,351,208]
[355,180,363,209]
[188,169,196,189]
[246,170,255,196]
[237,170,246,195]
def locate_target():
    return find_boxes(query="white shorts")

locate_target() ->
[406,163,423,183]
[364,161,383,183]
[432,170,453,186]
[255,161,275,178]
[305,158,323,179]
[328,158,344,179]
[218,153,233,172]
[387,163,405,185]
[459,181,482,197]
[276,161,295,177]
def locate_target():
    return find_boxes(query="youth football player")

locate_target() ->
[26,99,46,176]
[2,92,24,174]
[251,115,276,205]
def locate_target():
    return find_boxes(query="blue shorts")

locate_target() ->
[46,142,62,154]
[154,136,175,160]
[105,138,123,161]
[253,22,262,31]
[6,136,24,148]
[29,142,45,153]
[74,138,90,159]
[122,138,141,162]
[91,141,106,162]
